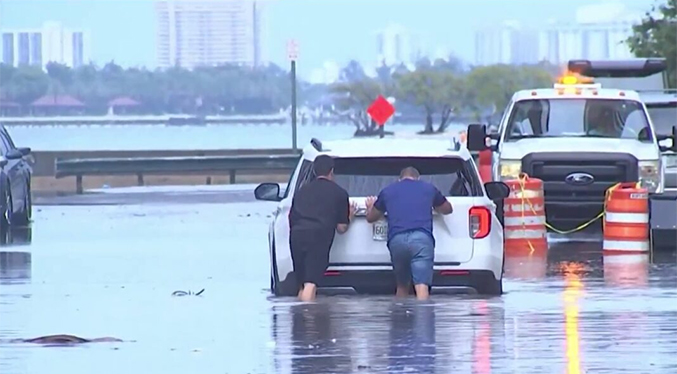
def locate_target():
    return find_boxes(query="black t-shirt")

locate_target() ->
[289,178,350,233]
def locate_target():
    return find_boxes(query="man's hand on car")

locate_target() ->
[349,201,358,220]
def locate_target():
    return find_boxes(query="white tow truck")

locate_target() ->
[466,68,677,248]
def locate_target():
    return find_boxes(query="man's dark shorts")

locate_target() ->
[290,229,335,289]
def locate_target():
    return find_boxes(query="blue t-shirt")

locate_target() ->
[374,179,447,243]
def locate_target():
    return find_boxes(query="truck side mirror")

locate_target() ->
[658,126,677,153]
[467,124,489,151]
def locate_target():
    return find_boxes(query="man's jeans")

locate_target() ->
[387,230,434,286]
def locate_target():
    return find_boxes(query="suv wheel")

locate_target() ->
[13,183,31,226]
[1,188,12,230]
[474,277,503,296]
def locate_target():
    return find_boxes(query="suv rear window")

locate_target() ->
[331,157,482,197]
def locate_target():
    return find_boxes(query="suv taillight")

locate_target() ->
[469,206,491,239]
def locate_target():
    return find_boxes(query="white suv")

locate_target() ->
[254,137,510,296]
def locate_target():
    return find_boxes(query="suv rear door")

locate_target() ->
[328,156,483,267]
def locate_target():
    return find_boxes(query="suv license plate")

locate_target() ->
[372,221,388,241]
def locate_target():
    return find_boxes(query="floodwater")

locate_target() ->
[1,191,676,374]
[5,123,465,151]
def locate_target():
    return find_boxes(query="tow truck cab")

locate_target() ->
[466,63,677,246]
[567,58,677,191]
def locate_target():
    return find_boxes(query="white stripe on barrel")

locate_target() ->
[505,229,547,240]
[504,216,547,226]
[605,212,649,224]
[602,240,650,252]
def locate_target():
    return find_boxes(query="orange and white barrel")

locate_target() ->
[603,253,649,287]
[478,150,492,182]
[503,174,548,254]
[603,183,649,254]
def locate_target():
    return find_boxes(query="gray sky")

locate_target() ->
[0,0,658,78]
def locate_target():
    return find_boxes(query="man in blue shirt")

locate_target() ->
[365,167,453,300]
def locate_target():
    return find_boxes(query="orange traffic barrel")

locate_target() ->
[603,183,649,254]
[603,253,649,287]
[503,174,548,253]
[478,150,492,182]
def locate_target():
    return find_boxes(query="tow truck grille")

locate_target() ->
[521,152,639,225]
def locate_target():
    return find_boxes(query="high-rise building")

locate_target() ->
[474,21,538,66]
[375,24,420,66]
[0,22,90,68]
[475,4,642,66]
[155,0,266,69]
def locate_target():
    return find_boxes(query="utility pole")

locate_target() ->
[291,59,297,151]
[287,40,299,152]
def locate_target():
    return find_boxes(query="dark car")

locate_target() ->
[0,125,32,229]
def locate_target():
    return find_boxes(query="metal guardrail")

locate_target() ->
[55,154,300,194]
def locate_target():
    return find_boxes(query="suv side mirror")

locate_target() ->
[18,147,31,156]
[658,126,677,153]
[254,183,282,202]
[467,124,489,151]
[4,149,23,160]
[484,181,510,201]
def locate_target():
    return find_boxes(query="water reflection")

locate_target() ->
[0,226,32,247]
[562,262,584,374]
[504,251,548,280]
[288,302,352,373]
[388,302,436,373]
[603,254,649,287]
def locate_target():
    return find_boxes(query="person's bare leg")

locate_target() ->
[297,286,304,299]
[414,284,430,300]
[299,283,317,301]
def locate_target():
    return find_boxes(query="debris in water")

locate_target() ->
[13,335,122,344]
[172,289,205,297]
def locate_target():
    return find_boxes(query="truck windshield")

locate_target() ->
[505,98,654,142]
[646,103,677,135]
[331,157,482,197]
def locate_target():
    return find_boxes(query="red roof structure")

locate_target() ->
[108,96,140,107]
[31,95,85,107]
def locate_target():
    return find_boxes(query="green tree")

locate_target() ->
[465,64,554,115]
[394,68,465,133]
[626,0,677,87]
[329,78,390,136]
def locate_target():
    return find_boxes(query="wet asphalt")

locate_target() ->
[1,189,676,374]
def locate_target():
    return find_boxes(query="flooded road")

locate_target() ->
[1,191,676,374]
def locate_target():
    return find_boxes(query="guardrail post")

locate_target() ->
[76,175,83,194]
[137,174,144,186]
[229,170,236,184]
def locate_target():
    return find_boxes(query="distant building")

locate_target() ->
[0,22,90,68]
[475,21,538,65]
[375,24,421,66]
[475,4,642,66]
[155,0,266,69]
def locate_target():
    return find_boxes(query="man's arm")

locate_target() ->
[336,190,355,234]
[366,194,385,223]
[433,188,453,215]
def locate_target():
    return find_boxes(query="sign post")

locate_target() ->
[287,39,299,152]
[367,95,395,138]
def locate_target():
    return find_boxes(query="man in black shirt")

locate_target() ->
[289,155,356,301]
